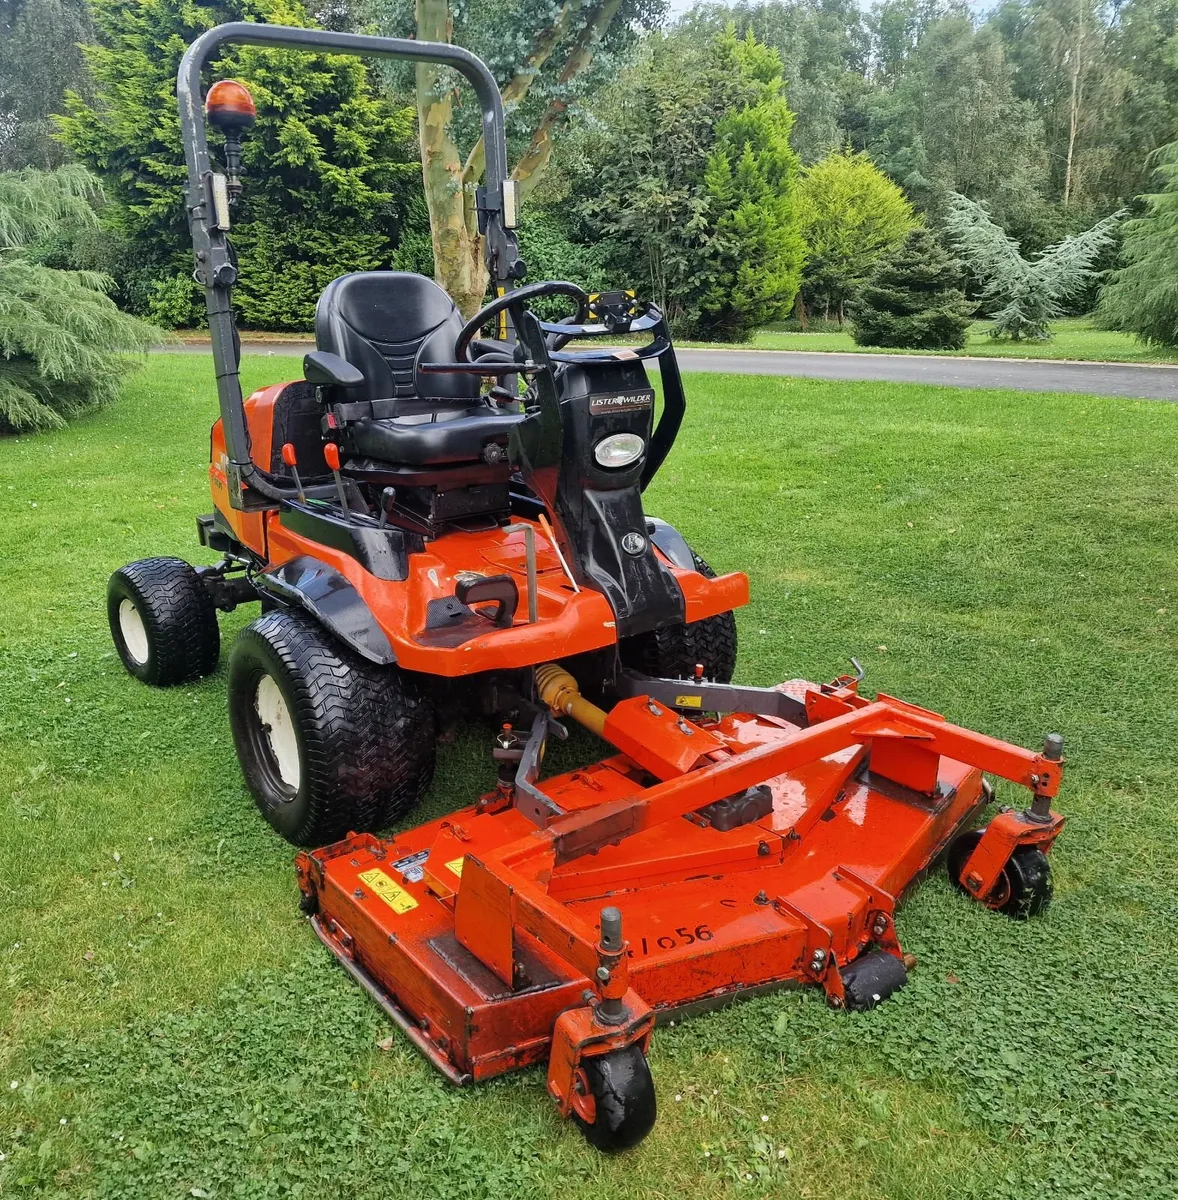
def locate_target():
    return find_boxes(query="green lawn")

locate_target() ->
[739,315,1176,363]
[2,356,1176,1198]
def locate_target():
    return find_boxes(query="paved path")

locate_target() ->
[166,341,1178,401]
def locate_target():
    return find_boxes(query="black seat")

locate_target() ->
[313,271,524,466]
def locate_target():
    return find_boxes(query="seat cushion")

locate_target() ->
[348,404,526,466]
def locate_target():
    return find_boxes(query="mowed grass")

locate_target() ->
[1,355,1177,1199]
[742,316,1176,363]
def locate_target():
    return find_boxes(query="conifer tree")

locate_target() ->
[944,192,1122,340]
[1098,141,1178,347]
[0,165,157,433]
[851,226,972,350]
[56,0,418,330]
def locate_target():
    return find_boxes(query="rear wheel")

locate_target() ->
[620,551,737,682]
[570,1044,657,1151]
[947,828,1053,919]
[227,608,435,845]
[107,557,219,686]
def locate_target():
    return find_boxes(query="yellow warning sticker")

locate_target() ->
[445,857,465,878]
[675,694,704,709]
[358,868,418,914]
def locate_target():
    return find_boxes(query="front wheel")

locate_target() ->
[227,608,435,845]
[620,551,737,682]
[570,1044,657,1151]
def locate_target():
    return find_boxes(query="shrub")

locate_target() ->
[851,227,972,350]
[56,0,418,331]
[0,165,159,433]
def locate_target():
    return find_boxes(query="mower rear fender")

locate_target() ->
[255,555,395,665]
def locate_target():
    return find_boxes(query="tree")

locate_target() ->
[57,0,419,330]
[864,13,1051,237]
[0,165,157,433]
[850,225,971,349]
[795,147,917,324]
[697,36,806,339]
[0,0,92,169]
[944,191,1122,339]
[368,0,662,315]
[1097,142,1178,348]
[569,27,803,340]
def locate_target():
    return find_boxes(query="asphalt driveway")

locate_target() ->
[166,341,1178,401]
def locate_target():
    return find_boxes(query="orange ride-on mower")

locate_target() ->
[106,24,1068,1150]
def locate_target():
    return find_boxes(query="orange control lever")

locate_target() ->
[281,442,305,503]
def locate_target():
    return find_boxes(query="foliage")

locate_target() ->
[697,38,806,339]
[944,193,1122,340]
[865,14,1051,239]
[796,147,917,323]
[1097,142,1178,348]
[850,226,971,349]
[0,165,158,432]
[570,27,803,340]
[689,0,871,164]
[0,0,92,169]
[366,0,664,316]
[56,0,419,330]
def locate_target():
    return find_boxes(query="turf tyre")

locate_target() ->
[227,607,435,845]
[107,557,219,686]
[620,551,737,682]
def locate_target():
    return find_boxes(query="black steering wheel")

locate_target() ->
[454,280,589,364]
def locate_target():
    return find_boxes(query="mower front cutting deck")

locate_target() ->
[296,671,1065,1149]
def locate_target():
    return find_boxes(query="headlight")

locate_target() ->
[593,432,645,468]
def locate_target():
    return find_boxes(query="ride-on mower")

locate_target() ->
[107,23,1067,1150]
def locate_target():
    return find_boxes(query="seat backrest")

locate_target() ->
[314,271,479,404]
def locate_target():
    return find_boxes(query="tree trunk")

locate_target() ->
[415,0,485,316]
[512,0,624,197]
[462,2,574,189]
[1062,11,1084,208]
[795,292,808,331]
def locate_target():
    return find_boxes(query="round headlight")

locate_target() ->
[593,432,645,469]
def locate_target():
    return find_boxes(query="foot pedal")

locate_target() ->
[839,950,908,1011]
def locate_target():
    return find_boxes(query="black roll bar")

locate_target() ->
[177,22,520,508]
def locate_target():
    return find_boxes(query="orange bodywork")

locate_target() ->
[210,386,749,675]
[295,677,1066,1102]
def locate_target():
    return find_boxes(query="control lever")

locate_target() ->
[281,442,305,503]
[377,486,396,530]
[323,443,350,514]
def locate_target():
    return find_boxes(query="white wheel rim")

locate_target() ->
[118,598,150,665]
[255,674,301,793]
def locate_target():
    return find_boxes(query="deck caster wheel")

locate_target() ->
[570,1044,656,1151]
[947,828,1053,920]
[107,557,219,686]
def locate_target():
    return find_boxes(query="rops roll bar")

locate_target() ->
[177,22,521,508]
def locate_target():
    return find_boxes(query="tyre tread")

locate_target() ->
[108,556,219,685]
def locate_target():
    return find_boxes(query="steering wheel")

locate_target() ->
[454,280,589,364]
